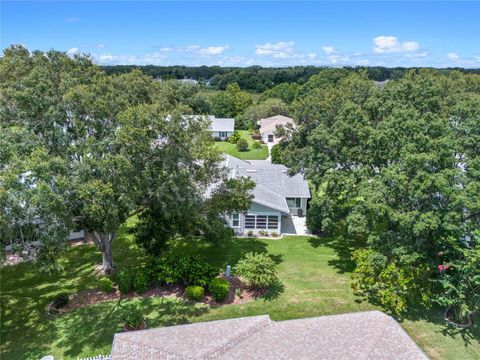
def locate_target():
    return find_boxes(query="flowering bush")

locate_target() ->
[433,246,480,324]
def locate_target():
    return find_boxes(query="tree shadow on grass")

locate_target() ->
[399,305,480,348]
[57,296,209,359]
[261,280,285,302]
[169,236,272,270]
[308,231,364,274]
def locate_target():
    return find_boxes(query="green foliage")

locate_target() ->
[246,230,254,237]
[119,304,144,328]
[281,69,480,312]
[258,230,268,236]
[184,285,205,301]
[98,277,115,293]
[241,98,289,129]
[133,268,151,293]
[235,252,278,288]
[270,232,279,237]
[151,255,218,287]
[351,249,431,314]
[117,269,134,294]
[208,278,230,301]
[433,244,480,323]
[228,131,241,144]
[252,140,262,149]
[236,138,249,152]
[270,144,283,164]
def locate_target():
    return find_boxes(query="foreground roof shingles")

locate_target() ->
[110,311,429,360]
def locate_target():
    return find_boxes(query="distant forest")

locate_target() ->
[101,65,480,92]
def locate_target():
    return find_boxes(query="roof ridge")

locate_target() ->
[203,316,272,359]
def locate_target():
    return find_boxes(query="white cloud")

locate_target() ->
[373,36,420,53]
[66,47,79,56]
[255,41,295,57]
[321,46,336,54]
[447,52,460,60]
[95,53,137,64]
[475,55,480,62]
[405,51,429,58]
[96,44,105,49]
[198,45,229,55]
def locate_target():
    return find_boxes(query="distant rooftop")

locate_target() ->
[209,116,235,132]
[111,311,428,359]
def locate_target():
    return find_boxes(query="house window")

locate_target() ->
[256,215,267,229]
[232,213,239,227]
[219,131,228,138]
[268,215,279,229]
[245,215,256,229]
[286,198,301,208]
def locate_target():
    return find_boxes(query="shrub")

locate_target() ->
[133,268,150,293]
[270,144,283,164]
[209,278,230,301]
[258,230,267,236]
[235,252,278,289]
[228,131,241,143]
[151,255,218,287]
[246,230,254,237]
[236,138,249,152]
[118,269,134,294]
[251,134,262,140]
[120,304,143,329]
[252,140,262,149]
[270,232,279,237]
[98,277,115,293]
[351,249,431,315]
[51,293,69,309]
[185,285,205,301]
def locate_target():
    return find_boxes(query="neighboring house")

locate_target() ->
[222,155,310,235]
[110,311,429,359]
[258,115,296,144]
[209,115,235,140]
[177,78,198,85]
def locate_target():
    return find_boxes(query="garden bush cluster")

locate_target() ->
[208,278,230,301]
[116,255,225,299]
[235,252,278,289]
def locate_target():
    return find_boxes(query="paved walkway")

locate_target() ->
[281,215,310,235]
[265,142,274,161]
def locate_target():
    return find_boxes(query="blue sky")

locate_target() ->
[2,1,479,67]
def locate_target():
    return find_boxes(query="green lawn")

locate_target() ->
[213,130,269,160]
[1,222,479,359]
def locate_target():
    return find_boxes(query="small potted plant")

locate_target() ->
[121,304,146,331]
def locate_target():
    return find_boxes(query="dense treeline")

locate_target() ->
[0,45,254,272]
[102,64,480,91]
[276,69,480,320]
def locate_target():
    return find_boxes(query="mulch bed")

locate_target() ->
[53,276,259,314]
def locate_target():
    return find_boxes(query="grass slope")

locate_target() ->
[213,130,268,160]
[1,225,479,359]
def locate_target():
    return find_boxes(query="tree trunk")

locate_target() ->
[87,231,116,273]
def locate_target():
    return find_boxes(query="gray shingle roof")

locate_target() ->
[223,155,310,213]
[210,117,235,132]
[110,311,429,360]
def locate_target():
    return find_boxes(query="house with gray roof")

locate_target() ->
[209,115,235,140]
[110,311,429,359]
[223,155,310,235]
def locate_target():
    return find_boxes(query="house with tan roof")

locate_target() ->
[110,311,429,359]
[258,114,296,144]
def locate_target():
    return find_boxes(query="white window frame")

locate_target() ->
[219,131,228,138]
[286,197,302,208]
[244,214,279,230]
[232,213,240,228]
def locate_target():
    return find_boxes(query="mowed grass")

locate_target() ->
[213,130,269,160]
[1,222,479,359]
